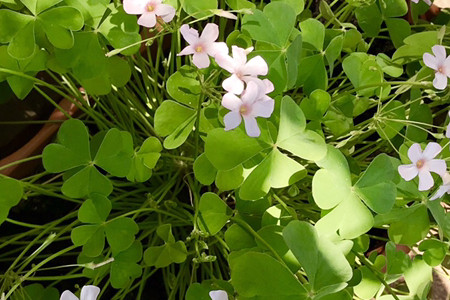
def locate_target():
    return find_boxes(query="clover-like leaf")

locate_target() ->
[0,176,23,226]
[110,241,143,288]
[78,194,112,224]
[11,283,59,300]
[198,193,232,235]
[283,221,353,295]
[229,251,308,299]
[105,217,139,255]
[144,242,187,268]
[166,66,202,108]
[127,137,162,182]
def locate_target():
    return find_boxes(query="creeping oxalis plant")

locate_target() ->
[1,0,450,299]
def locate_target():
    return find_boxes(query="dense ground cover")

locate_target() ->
[0,0,450,299]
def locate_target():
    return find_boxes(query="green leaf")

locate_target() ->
[127,137,162,182]
[272,0,304,14]
[0,10,33,43]
[225,0,255,9]
[354,266,382,299]
[198,193,232,235]
[242,2,296,47]
[144,241,187,268]
[300,18,325,51]
[385,18,410,49]
[406,103,432,143]
[78,194,112,224]
[93,129,133,177]
[154,100,195,137]
[0,176,23,225]
[71,224,105,257]
[163,114,196,149]
[300,89,331,121]
[12,284,59,300]
[355,3,382,37]
[376,53,403,78]
[40,21,74,49]
[64,0,108,28]
[107,56,131,87]
[43,119,91,172]
[156,224,175,243]
[110,241,143,288]
[262,204,296,227]
[354,154,396,214]
[325,35,343,76]
[229,251,308,299]
[205,127,270,170]
[166,65,202,108]
[418,239,447,267]
[105,217,139,254]
[342,53,383,97]
[98,4,141,56]
[38,6,83,30]
[385,241,412,275]
[182,0,217,19]
[224,223,256,251]
[8,21,35,59]
[296,54,328,94]
[239,148,306,200]
[380,0,408,18]
[215,164,244,191]
[392,31,438,64]
[404,257,432,297]
[62,166,113,198]
[6,76,34,100]
[20,0,62,15]
[283,221,353,294]
[194,153,217,185]
[276,96,327,162]
[388,204,430,245]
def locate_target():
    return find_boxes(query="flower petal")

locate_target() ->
[200,23,219,43]
[180,24,199,45]
[222,93,242,111]
[156,4,176,22]
[60,291,79,300]
[222,74,244,95]
[423,142,442,160]
[430,185,449,201]
[177,45,195,56]
[224,111,242,131]
[251,98,274,118]
[123,0,146,14]
[447,123,450,138]
[138,13,157,28]
[432,45,447,62]
[209,290,229,300]
[232,46,247,66]
[80,286,100,300]
[243,56,268,76]
[398,164,419,181]
[214,53,235,73]
[407,143,423,163]
[241,80,261,104]
[207,42,229,57]
[423,53,438,70]
[428,159,447,176]
[243,115,261,137]
[433,72,448,90]
[262,79,274,93]
[444,56,450,77]
[192,52,210,69]
[418,170,434,191]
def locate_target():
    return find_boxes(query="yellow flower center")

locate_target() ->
[416,159,425,169]
[438,67,444,74]
[147,4,155,12]
[239,105,249,115]
[195,46,203,53]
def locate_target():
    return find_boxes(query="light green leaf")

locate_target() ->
[110,241,143,288]
[388,204,430,245]
[283,221,353,294]
[355,3,382,37]
[198,193,232,235]
[182,0,217,19]
[144,241,187,268]
[0,10,33,43]
[300,18,325,51]
[105,217,139,254]
[194,153,217,185]
[62,166,113,198]
[215,164,244,191]
[166,65,201,108]
[78,194,111,224]
[154,100,195,137]
[300,89,331,121]
[0,176,23,225]
[8,21,35,59]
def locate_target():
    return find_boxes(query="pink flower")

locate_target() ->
[178,23,228,69]
[222,80,274,137]
[398,143,446,191]
[123,0,176,28]
[423,45,450,90]
[60,285,100,300]
[215,46,272,95]
[411,0,432,5]
[446,111,450,138]
[430,172,450,200]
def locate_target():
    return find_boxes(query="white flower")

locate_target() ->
[60,285,100,300]
[212,9,238,20]
[398,142,446,191]
[123,0,176,28]
[215,46,272,95]
[222,80,274,137]
[209,290,229,300]
[430,172,450,200]
[446,111,450,139]
[178,23,229,69]
[423,45,450,90]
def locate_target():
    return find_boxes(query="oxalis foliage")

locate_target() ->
[0,0,449,299]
